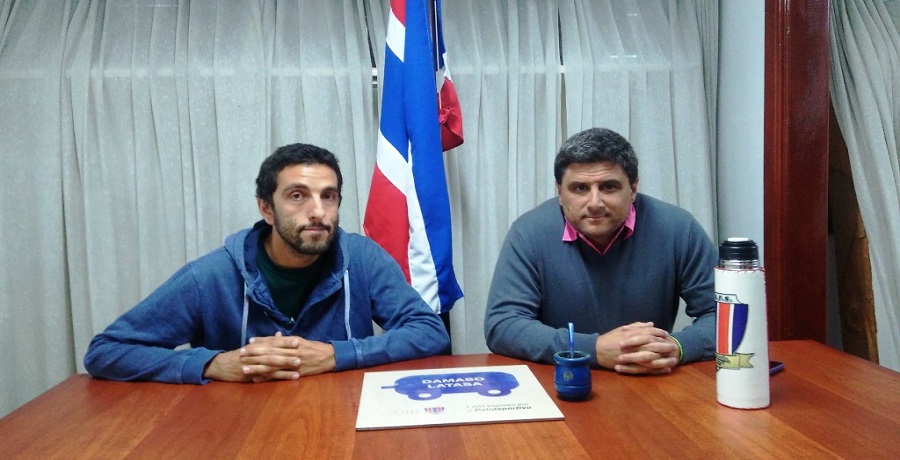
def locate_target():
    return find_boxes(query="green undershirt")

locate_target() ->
[256,232,323,320]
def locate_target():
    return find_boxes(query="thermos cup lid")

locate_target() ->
[719,237,759,265]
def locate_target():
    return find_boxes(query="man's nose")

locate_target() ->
[586,188,604,208]
[308,196,326,219]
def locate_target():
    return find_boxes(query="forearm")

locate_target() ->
[331,329,447,371]
[333,312,449,371]
[485,306,598,364]
[85,334,219,383]
[674,219,717,363]
[83,269,218,383]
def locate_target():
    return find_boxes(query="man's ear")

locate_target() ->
[257,198,275,225]
[630,178,639,200]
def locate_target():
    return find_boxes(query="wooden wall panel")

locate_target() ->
[764,0,830,341]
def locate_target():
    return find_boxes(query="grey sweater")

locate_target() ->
[484,193,717,366]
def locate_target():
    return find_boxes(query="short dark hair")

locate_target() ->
[553,128,639,185]
[255,143,343,204]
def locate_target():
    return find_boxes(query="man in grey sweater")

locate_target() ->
[484,128,717,375]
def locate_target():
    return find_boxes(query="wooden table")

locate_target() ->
[1,340,898,459]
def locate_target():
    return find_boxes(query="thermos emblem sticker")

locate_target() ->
[715,293,755,370]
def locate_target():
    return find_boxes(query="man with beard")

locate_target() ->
[484,128,717,375]
[84,143,450,383]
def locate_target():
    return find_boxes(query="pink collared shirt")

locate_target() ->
[562,204,636,255]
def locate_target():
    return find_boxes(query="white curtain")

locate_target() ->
[559,0,716,236]
[434,0,565,354]
[0,0,374,417]
[0,0,715,417]
[0,0,74,421]
[830,0,900,372]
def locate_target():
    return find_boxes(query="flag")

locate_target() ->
[364,0,464,314]
[716,301,749,355]
[716,300,754,370]
[434,1,463,151]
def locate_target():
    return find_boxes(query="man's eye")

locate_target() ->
[323,193,339,203]
[601,183,619,192]
[290,192,305,201]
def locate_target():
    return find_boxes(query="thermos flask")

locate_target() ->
[715,237,770,409]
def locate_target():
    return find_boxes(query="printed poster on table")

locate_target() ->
[355,365,564,430]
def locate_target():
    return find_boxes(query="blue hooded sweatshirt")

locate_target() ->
[84,221,450,383]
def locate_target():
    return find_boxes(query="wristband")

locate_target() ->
[669,335,684,364]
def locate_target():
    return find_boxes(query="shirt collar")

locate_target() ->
[562,203,636,255]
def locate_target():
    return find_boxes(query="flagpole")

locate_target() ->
[430,0,442,111]
[431,0,452,351]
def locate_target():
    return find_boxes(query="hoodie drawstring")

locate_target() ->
[343,269,352,339]
[241,286,250,346]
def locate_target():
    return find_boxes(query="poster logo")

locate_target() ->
[715,293,755,370]
[381,372,520,401]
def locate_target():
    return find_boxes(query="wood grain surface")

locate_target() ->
[1,341,898,459]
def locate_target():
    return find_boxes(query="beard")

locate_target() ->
[273,211,338,256]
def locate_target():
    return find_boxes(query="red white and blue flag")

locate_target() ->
[364,0,463,314]
[716,301,749,355]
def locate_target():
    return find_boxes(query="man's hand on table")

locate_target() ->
[595,322,680,375]
[203,331,336,382]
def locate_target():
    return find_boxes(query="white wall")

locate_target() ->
[717,0,766,263]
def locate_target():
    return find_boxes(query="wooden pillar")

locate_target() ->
[764,0,830,341]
